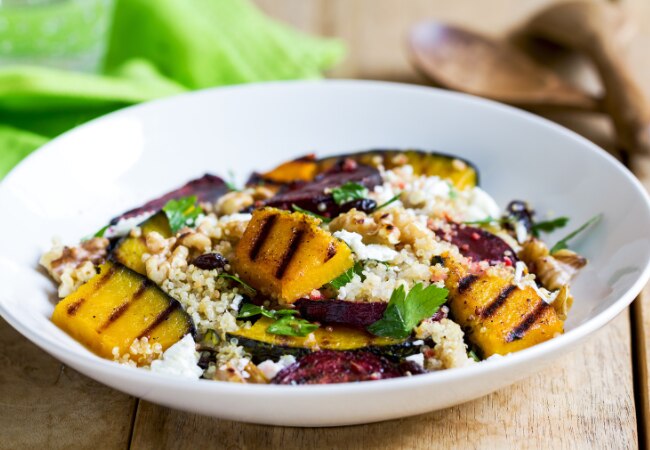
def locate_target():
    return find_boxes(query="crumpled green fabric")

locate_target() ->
[0,0,345,180]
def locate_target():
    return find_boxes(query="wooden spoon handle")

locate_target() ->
[591,39,650,154]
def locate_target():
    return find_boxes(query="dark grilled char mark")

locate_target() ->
[98,279,151,332]
[458,274,478,294]
[137,302,181,339]
[249,214,277,261]
[506,300,550,342]
[325,242,337,262]
[480,285,516,319]
[275,228,305,279]
[66,265,117,316]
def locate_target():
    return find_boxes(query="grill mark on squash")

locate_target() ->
[137,302,180,339]
[506,300,550,342]
[66,298,86,316]
[98,279,151,331]
[275,227,305,279]
[249,214,277,261]
[66,265,117,316]
[480,285,516,319]
[458,274,478,294]
[325,242,337,262]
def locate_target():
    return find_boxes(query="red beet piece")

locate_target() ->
[110,174,228,224]
[295,299,387,328]
[296,299,447,328]
[271,350,415,385]
[434,223,517,265]
[262,161,382,218]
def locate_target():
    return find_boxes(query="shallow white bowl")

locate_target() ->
[1,80,649,427]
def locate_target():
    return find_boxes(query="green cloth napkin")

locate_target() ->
[0,0,345,179]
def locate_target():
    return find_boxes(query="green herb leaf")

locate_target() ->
[266,315,319,337]
[531,216,569,237]
[94,224,110,238]
[447,182,458,200]
[162,196,203,233]
[218,273,256,293]
[367,283,449,339]
[237,303,275,319]
[468,349,480,362]
[550,214,602,254]
[374,193,401,212]
[331,182,368,205]
[329,261,364,289]
[291,204,331,223]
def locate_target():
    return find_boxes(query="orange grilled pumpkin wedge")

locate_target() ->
[111,211,172,275]
[444,258,563,357]
[52,261,193,364]
[231,208,353,304]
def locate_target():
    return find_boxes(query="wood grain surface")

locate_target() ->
[2,0,649,449]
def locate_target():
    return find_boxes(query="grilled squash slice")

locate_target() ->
[230,317,419,363]
[444,258,563,356]
[249,150,478,190]
[231,208,353,303]
[111,211,172,275]
[52,261,194,364]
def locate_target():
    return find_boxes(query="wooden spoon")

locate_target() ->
[523,1,650,154]
[408,21,601,112]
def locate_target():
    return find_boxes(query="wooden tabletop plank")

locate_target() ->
[0,318,136,450]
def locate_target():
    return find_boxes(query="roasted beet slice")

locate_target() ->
[435,223,517,265]
[296,299,447,329]
[110,174,228,224]
[261,160,382,218]
[295,299,387,328]
[271,350,415,384]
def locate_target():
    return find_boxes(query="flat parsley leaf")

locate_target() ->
[550,214,602,254]
[331,182,368,205]
[237,303,297,319]
[266,315,319,337]
[531,216,569,237]
[367,283,448,339]
[329,261,364,289]
[162,196,203,233]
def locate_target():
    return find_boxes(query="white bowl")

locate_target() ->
[1,80,649,427]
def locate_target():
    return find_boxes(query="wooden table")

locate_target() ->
[2,0,650,448]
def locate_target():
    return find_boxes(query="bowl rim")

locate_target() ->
[1,78,649,396]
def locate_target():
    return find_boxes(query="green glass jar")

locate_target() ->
[0,0,113,72]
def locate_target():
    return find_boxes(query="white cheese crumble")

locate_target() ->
[149,334,203,379]
[405,353,425,368]
[257,355,297,380]
[462,187,501,222]
[513,261,559,305]
[333,230,398,262]
[104,211,155,239]
[219,213,253,223]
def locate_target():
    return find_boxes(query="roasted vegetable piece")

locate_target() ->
[261,161,381,217]
[271,350,416,384]
[248,155,318,186]
[229,317,421,363]
[295,298,448,328]
[317,149,478,189]
[52,261,194,364]
[444,257,563,356]
[110,211,172,275]
[231,208,353,303]
[111,174,227,224]
[434,223,517,265]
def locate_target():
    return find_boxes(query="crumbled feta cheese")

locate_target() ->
[405,353,425,367]
[258,355,297,380]
[462,187,501,222]
[150,334,203,379]
[333,230,398,261]
[513,261,559,305]
[219,213,253,223]
[514,221,528,244]
[104,211,155,239]
[229,294,243,311]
